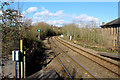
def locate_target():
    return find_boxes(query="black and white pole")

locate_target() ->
[12,50,19,79]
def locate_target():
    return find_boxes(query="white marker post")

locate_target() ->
[69,36,72,40]
[12,50,19,79]
[37,29,40,40]
[24,51,26,78]
[12,51,15,61]
[16,51,19,61]
[61,34,63,37]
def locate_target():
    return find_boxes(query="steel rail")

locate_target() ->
[49,38,73,80]
[51,37,97,79]
[57,37,119,67]
[55,37,120,77]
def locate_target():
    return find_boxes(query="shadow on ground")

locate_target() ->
[24,38,61,78]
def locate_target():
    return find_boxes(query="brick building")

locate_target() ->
[101,18,120,50]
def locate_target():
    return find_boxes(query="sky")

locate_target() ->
[1,0,120,2]
[1,1,119,27]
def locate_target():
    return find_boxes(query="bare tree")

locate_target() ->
[23,18,32,27]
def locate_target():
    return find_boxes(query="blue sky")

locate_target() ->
[2,0,120,2]
[1,2,119,27]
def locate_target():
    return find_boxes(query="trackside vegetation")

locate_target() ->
[62,23,118,53]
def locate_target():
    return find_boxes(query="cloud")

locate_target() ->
[31,7,100,27]
[21,11,26,17]
[21,7,37,17]
[41,7,48,11]
[72,14,100,22]
[54,10,64,19]
[34,16,41,20]
[0,10,2,15]
[46,20,64,25]
[26,7,38,13]
[34,7,52,19]
[22,11,26,15]
[32,19,70,27]
[46,20,72,27]
[32,7,66,26]
[34,7,64,20]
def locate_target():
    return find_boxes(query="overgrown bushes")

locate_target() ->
[2,20,57,55]
[23,38,45,76]
[24,22,57,40]
[22,22,58,76]
[62,23,114,50]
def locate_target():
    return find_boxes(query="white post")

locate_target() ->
[24,51,26,78]
[12,51,15,61]
[69,36,72,40]
[12,50,19,79]
[38,32,40,39]
[16,51,19,61]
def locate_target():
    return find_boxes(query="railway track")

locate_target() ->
[49,39,73,79]
[49,37,73,79]
[49,37,97,79]
[55,36,120,77]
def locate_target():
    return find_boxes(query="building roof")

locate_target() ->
[101,18,120,28]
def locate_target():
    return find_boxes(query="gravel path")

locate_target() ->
[1,56,15,78]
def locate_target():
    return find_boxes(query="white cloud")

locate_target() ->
[72,14,100,22]
[32,7,66,25]
[21,7,37,18]
[54,25,63,27]
[32,19,70,27]
[21,11,26,17]
[22,11,26,15]
[54,10,64,19]
[26,7,38,13]
[41,7,48,11]
[34,7,64,20]
[34,16,41,20]
[32,19,45,25]
[0,10,2,15]
[34,8,52,19]
[31,8,100,27]
[47,20,64,25]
